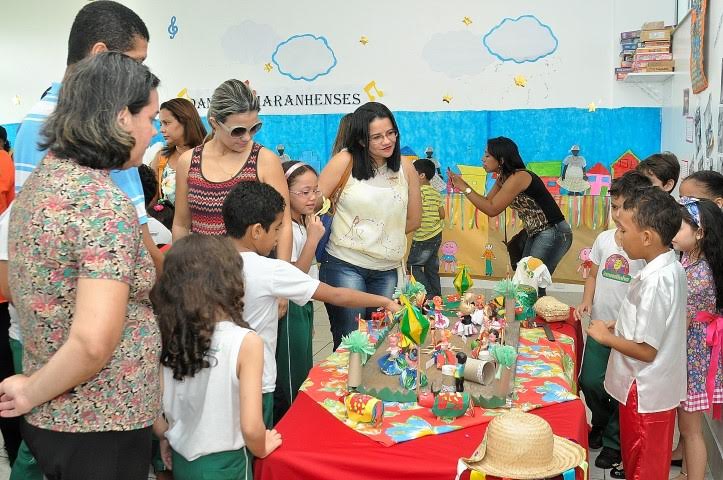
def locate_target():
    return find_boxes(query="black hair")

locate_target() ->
[282,160,318,186]
[487,137,526,180]
[223,181,285,239]
[413,158,436,180]
[347,102,401,180]
[684,170,723,199]
[138,164,157,208]
[67,1,149,65]
[0,126,9,152]
[681,198,723,310]
[622,186,682,245]
[609,170,653,199]
[637,152,680,191]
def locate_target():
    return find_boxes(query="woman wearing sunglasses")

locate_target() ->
[318,102,421,349]
[172,79,292,260]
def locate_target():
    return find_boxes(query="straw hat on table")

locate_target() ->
[462,411,585,479]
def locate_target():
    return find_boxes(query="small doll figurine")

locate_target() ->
[455,352,467,392]
[474,294,486,310]
[388,333,401,358]
[431,296,449,329]
[488,331,498,347]
[453,295,478,337]
[432,329,457,368]
[378,333,405,376]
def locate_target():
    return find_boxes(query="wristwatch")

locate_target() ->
[463,187,472,195]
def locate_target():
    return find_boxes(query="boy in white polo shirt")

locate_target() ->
[587,187,687,480]
[223,181,400,427]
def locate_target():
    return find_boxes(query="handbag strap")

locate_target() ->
[329,159,353,214]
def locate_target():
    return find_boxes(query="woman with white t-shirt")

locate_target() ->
[318,103,421,349]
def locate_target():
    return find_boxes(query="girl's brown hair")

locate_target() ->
[150,235,249,380]
[160,98,207,156]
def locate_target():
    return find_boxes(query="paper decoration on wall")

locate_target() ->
[11,95,20,106]
[264,63,273,72]
[440,241,458,273]
[167,16,179,39]
[363,80,384,101]
[422,31,495,77]
[482,243,496,276]
[586,163,611,196]
[271,34,337,81]
[577,247,593,279]
[587,102,596,112]
[514,75,527,87]
[705,93,715,158]
[359,35,369,45]
[221,21,281,64]
[558,145,590,195]
[483,15,558,63]
[691,0,709,94]
[462,16,473,26]
[176,88,190,100]
[694,105,702,162]
[442,94,453,103]
[610,150,639,178]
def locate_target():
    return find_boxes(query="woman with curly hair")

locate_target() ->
[151,235,281,480]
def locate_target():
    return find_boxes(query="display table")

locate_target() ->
[255,317,588,480]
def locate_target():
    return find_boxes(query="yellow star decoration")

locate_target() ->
[442,94,453,103]
[462,16,472,26]
[264,63,274,72]
[514,75,527,87]
[176,88,190,100]
[359,35,369,45]
[588,102,597,112]
[12,95,21,106]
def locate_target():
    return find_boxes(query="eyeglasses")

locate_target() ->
[215,119,263,138]
[289,188,321,198]
[369,129,398,145]
[679,196,701,227]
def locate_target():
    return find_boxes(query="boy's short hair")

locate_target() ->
[637,152,680,190]
[413,158,436,180]
[609,170,653,199]
[138,164,157,208]
[622,186,682,245]
[223,181,285,239]
[685,170,723,198]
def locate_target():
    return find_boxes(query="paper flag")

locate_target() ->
[442,94,453,103]
[264,63,274,72]
[588,102,596,112]
[359,35,369,45]
[462,16,473,26]
[176,88,191,100]
[12,95,20,106]
[514,75,527,87]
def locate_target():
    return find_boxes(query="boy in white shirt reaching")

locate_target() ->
[587,187,687,480]
[574,171,650,476]
[222,181,400,427]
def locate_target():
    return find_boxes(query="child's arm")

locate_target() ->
[313,283,401,314]
[171,150,193,242]
[574,263,598,321]
[587,320,657,362]
[237,332,282,458]
[152,372,172,470]
[293,215,325,274]
[438,206,446,220]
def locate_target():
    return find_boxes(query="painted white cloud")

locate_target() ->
[272,34,337,81]
[483,15,558,63]
[422,30,495,77]
[221,21,281,63]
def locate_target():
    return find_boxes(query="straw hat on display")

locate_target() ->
[461,411,586,479]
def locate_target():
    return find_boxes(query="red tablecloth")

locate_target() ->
[255,392,588,480]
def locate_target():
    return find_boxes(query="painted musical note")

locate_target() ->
[363,80,384,101]
[168,16,179,39]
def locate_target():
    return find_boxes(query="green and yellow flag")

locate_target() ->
[397,295,430,345]
[453,264,473,295]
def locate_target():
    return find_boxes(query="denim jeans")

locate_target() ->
[522,220,573,295]
[407,232,442,298]
[319,255,398,350]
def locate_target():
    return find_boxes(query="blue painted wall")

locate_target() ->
[2,107,661,173]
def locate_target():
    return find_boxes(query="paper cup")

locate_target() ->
[464,358,496,386]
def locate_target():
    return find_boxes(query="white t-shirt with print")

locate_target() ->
[240,251,320,393]
[292,221,318,279]
[590,229,646,321]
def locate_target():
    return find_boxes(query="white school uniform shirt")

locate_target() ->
[589,229,646,321]
[240,251,320,393]
[292,220,318,279]
[604,249,687,413]
[163,321,251,461]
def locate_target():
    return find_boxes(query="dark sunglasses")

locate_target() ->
[215,119,263,138]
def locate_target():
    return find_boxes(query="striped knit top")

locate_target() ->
[187,142,260,236]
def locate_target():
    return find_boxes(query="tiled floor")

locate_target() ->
[0,280,713,479]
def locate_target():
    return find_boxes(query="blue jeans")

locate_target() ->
[319,255,398,350]
[407,232,442,298]
[522,220,573,295]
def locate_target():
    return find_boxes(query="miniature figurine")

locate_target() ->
[431,296,449,329]
[455,352,467,392]
[453,295,478,337]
